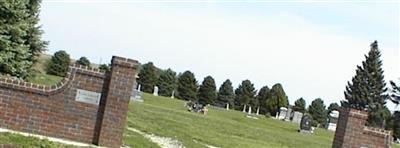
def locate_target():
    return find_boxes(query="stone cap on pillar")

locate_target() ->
[111,56,139,68]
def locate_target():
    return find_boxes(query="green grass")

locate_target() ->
[123,93,335,148]
[0,133,75,148]
[123,128,160,148]
[26,73,63,85]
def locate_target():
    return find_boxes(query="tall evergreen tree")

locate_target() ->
[75,56,91,67]
[265,83,289,116]
[389,81,400,105]
[342,41,388,127]
[198,76,217,105]
[234,80,256,110]
[293,98,306,113]
[0,0,47,78]
[256,86,270,114]
[390,111,400,140]
[176,71,198,101]
[156,68,177,97]
[137,62,157,93]
[216,79,235,108]
[308,98,327,127]
[327,103,340,114]
[47,50,70,77]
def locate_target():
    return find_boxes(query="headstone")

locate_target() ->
[292,111,303,124]
[226,103,229,110]
[248,106,252,114]
[131,83,143,102]
[171,90,175,98]
[243,105,247,112]
[256,107,260,115]
[278,107,287,120]
[137,84,141,92]
[299,114,313,134]
[285,107,292,121]
[153,86,158,96]
[327,110,339,131]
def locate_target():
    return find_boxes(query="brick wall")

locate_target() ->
[0,56,138,148]
[332,107,392,148]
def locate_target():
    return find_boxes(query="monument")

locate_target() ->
[278,107,287,120]
[292,111,303,124]
[327,110,339,131]
[299,114,313,134]
[153,86,158,96]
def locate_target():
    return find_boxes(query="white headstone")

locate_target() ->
[226,103,229,110]
[153,86,158,96]
[138,84,141,91]
[256,107,260,115]
[248,106,252,114]
[242,105,247,112]
[171,90,175,98]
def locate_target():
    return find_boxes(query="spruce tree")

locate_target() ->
[234,80,256,110]
[47,50,70,77]
[389,81,400,105]
[342,41,388,127]
[198,76,217,105]
[308,98,327,127]
[156,68,177,97]
[137,62,157,93]
[216,79,235,108]
[76,57,91,67]
[0,0,47,78]
[256,86,270,114]
[265,83,289,116]
[293,98,306,113]
[176,71,198,101]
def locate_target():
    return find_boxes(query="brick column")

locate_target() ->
[96,56,138,147]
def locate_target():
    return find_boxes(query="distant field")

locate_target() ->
[123,93,335,148]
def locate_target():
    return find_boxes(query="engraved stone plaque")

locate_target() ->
[75,89,101,105]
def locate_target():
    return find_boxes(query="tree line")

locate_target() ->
[137,62,292,117]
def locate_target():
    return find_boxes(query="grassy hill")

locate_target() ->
[123,93,335,148]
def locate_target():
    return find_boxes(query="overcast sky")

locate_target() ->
[39,0,399,109]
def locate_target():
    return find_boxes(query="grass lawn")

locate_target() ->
[123,93,335,148]
[0,133,74,148]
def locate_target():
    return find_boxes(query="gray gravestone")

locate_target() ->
[292,111,303,124]
[327,110,339,131]
[278,107,287,120]
[299,114,313,134]
[243,105,247,112]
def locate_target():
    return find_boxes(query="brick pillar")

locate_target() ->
[332,107,368,148]
[96,56,138,147]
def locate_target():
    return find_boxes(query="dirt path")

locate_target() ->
[126,127,185,148]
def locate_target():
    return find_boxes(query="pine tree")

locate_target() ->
[265,83,289,116]
[76,57,91,67]
[256,86,270,114]
[198,76,217,105]
[156,68,177,97]
[327,103,340,114]
[293,98,306,113]
[389,81,400,105]
[0,0,47,78]
[47,50,70,77]
[176,71,198,101]
[137,62,157,93]
[390,111,400,140]
[216,79,235,108]
[308,98,327,127]
[342,41,388,127]
[234,80,256,110]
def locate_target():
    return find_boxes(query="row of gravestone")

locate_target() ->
[277,106,340,133]
[129,83,340,133]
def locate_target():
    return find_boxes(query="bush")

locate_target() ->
[99,64,110,72]
[75,56,91,67]
[47,50,71,77]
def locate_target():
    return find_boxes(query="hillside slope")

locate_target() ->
[123,93,335,148]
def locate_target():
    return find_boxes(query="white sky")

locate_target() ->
[39,1,399,110]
